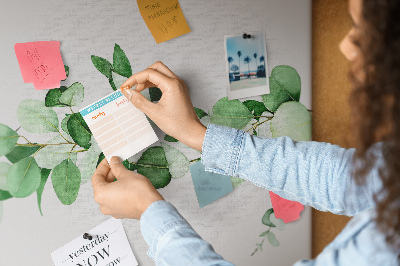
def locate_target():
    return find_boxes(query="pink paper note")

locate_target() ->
[269,191,304,224]
[14,41,67,90]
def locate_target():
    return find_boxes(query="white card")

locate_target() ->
[51,218,138,266]
[79,90,158,162]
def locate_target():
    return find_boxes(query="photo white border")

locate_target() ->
[224,31,270,100]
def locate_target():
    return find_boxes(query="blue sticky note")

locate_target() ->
[190,161,234,208]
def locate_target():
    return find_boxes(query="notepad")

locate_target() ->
[79,91,158,162]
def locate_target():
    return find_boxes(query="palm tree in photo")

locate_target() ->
[260,55,266,72]
[253,53,258,74]
[228,56,234,73]
[237,51,242,77]
[244,56,251,78]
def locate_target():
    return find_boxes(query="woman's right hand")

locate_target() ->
[120,61,207,151]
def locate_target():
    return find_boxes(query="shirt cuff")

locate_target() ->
[201,123,245,176]
[140,200,192,260]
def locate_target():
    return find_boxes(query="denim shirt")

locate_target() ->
[140,124,399,265]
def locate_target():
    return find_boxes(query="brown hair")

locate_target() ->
[349,0,400,252]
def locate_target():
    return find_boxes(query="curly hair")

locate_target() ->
[349,0,400,253]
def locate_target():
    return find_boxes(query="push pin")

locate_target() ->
[242,33,251,39]
[83,233,96,241]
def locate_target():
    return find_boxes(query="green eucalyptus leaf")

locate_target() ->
[259,230,269,237]
[79,138,102,184]
[149,87,162,102]
[64,65,69,78]
[230,176,246,188]
[271,65,301,101]
[6,146,40,163]
[59,82,84,107]
[35,134,77,169]
[7,157,41,198]
[164,134,178,142]
[243,100,267,121]
[262,77,292,113]
[37,168,51,216]
[262,208,276,227]
[0,190,12,201]
[269,213,286,231]
[96,152,105,167]
[45,86,69,107]
[67,113,92,149]
[256,112,273,138]
[161,143,189,179]
[113,44,132,78]
[137,147,171,189]
[0,124,19,156]
[210,97,253,129]
[51,159,81,205]
[0,162,11,190]
[61,114,72,134]
[91,55,113,79]
[109,78,117,91]
[111,71,126,91]
[194,107,208,119]
[267,231,280,247]
[270,101,312,141]
[17,99,59,133]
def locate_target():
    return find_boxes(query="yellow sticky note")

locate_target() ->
[137,0,191,44]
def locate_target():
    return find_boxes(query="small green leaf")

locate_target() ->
[259,230,269,237]
[0,124,19,156]
[270,65,301,101]
[59,82,84,107]
[109,78,117,91]
[7,157,41,198]
[6,146,40,163]
[0,162,11,191]
[64,65,69,78]
[51,159,81,205]
[164,134,178,142]
[230,176,245,188]
[161,143,189,179]
[17,99,59,133]
[0,190,12,201]
[262,77,292,113]
[210,97,253,129]
[149,87,162,102]
[194,107,208,119]
[267,231,280,247]
[35,134,77,169]
[37,168,51,216]
[270,101,312,141]
[262,208,276,227]
[91,55,113,79]
[67,113,92,149]
[61,114,72,134]
[111,71,126,91]
[45,86,69,107]
[243,100,268,121]
[96,152,105,167]
[113,44,132,78]
[137,147,171,189]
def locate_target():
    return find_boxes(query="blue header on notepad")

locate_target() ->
[80,91,123,116]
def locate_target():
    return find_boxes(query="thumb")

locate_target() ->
[122,88,154,114]
[109,156,128,178]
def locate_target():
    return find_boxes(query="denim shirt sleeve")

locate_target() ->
[140,200,234,265]
[201,124,383,216]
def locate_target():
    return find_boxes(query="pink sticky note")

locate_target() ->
[14,41,67,90]
[269,191,304,224]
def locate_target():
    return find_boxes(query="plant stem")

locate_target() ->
[190,157,201,163]
[251,226,271,256]
[246,117,272,133]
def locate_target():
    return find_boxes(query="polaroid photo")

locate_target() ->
[224,31,269,100]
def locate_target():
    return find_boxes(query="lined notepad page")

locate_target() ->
[80,91,158,162]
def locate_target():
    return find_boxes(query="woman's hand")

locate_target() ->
[92,157,164,219]
[120,61,206,151]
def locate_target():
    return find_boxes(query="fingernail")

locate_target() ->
[124,89,133,100]
[110,156,122,165]
[120,85,130,92]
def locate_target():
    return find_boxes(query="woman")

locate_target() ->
[91,0,400,264]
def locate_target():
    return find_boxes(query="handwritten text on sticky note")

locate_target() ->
[137,0,191,44]
[190,161,233,208]
[269,191,304,223]
[14,41,67,90]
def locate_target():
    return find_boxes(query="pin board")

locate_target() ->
[0,0,312,265]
